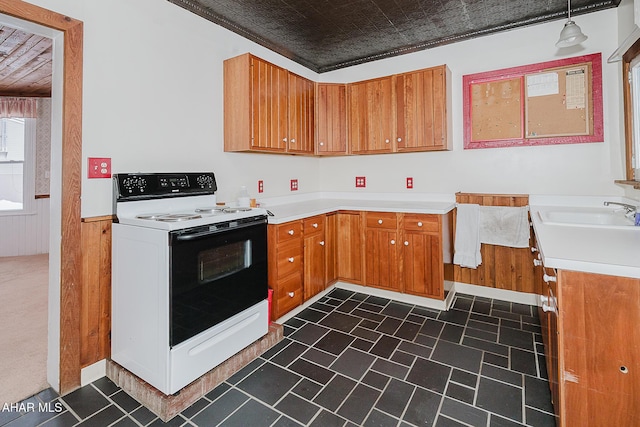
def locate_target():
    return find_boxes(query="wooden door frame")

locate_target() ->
[0,0,83,394]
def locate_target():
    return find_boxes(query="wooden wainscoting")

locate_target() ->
[453,192,538,294]
[80,215,113,368]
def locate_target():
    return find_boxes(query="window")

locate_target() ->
[622,38,640,182]
[0,117,35,213]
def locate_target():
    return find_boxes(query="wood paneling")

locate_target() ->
[80,216,111,367]
[453,192,537,294]
[0,0,84,394]
[0,197,49,256]
[0,25,52,97]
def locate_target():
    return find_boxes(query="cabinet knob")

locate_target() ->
[533,259,543,267]
[319,142,325,146]
[288,257,295,263]
[417,221,423,227]
[397,137,402,142]
[291,138,296,143]
[313,223,318,228]
[543,274,557,283]
[288,291,295,298]
[378,219,383,224]
[390,239,395,245]
[404,241,409,246]
[288,230,294,235]
[319,241,325,246]
[531,247,538,253]
[385,139,390,143]
[282,137,288,142]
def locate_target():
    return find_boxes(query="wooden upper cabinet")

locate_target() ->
[349,76,395,154]
[396,65,451,152]
[224,53,314,154]
[316,83,348,155]
[287,73,315,154]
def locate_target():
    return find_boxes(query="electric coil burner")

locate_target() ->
[111,172,269,395]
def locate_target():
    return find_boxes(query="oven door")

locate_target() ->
[169,215,267,347]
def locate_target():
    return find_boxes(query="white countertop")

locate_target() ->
[261,192,455,224]
[530,196,640,279]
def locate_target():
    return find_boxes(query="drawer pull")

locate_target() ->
[288,257,295,263]
[313,223,318,228]
[417,221,423,227]
[378,219,383,224]
[531,247,538,253]
[543,274,557,283]
[319,241,325,246]
[620,366,629,374]
[288,230,294,235]
[404,241,409,246]
[533,259,542,267]
[390,239,395,245]
[288,292,295,298]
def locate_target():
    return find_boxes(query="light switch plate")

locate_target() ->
[88,157,111,179]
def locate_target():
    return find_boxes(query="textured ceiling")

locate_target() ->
[168,0,620,73]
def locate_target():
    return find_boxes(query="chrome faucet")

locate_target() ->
[604,201,638,215]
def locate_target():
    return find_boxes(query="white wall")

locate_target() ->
[319,9,625,197]
[23,1,631,215]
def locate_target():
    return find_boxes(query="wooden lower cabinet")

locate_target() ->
[268,220,304,320]
[303,215,326,300]
[538,268,640,426]
[402,214,444,299]
[336,211,364,284]
[364,212,401,291]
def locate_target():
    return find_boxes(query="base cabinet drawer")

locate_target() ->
[272,273,303,319]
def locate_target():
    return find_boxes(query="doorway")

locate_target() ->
[0,0,83,396]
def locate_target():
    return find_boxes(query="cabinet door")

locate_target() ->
[304,233,326,301]
[349,77,395,154]
[402,231,443,299]
[396,66,447,152]
[336,211,363,284]
[325,212,338,285]
[316,83,347,155]
[287,73,315,154]
[251,56,288,151]
[365,228,400,291]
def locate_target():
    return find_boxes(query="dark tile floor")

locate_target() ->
[1,290,556,427]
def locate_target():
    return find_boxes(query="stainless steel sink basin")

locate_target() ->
[537,208,637,229]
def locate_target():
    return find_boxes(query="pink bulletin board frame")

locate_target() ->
[463,53,603,149]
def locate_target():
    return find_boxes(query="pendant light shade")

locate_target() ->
[556,0,587,48]
[556,20,588,48]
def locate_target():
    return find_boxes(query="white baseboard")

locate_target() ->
[452,282,539,306]
[80,359,106,386]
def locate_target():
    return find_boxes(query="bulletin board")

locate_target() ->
[463,53,603,149]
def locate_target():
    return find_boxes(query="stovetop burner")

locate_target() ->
[195,206,225,214]
[135,213,168,220]
[223,207,253,213]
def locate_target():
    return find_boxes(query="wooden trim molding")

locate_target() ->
[0,1,84,394]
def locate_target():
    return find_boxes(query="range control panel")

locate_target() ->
[114,172,217,201]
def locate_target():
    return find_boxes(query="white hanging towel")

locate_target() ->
[453,203,482,269]
[479,205,530,248]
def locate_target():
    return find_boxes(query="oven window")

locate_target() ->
[199,240,251,282]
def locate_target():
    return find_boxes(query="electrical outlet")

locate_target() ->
[258,180,264,193]
[88,157,111,179]
[406,177,413,189]
[290,179,298,191]
[355,176,366,188]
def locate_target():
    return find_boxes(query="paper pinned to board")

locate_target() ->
[565,68,586,109]
[526,72,559,97]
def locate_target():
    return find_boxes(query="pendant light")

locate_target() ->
[556,0,587,48]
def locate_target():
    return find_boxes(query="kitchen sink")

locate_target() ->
[537,208,637,229]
